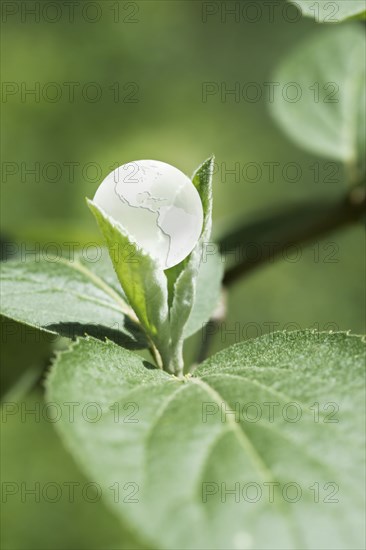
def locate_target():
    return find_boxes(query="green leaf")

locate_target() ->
[87,199,172,370]
[289,0,366,22]
[192,156,214,236]
[183,251,224,338]
[167,157,217,370]
[47,331,365,550]
[169,157,216,344]
[270,25,366,178]
[0,249,146,349]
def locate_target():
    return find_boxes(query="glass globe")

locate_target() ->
[93,160,204,269]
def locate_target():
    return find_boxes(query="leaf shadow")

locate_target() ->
[46,318,148,351]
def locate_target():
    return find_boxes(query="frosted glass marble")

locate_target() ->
[93,160,204,269]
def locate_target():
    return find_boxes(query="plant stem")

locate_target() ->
[148,339,164,370]
[168,340,184,378]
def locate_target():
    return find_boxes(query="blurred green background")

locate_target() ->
[1,1,365,548]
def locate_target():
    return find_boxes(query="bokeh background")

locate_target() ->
[1,1,365,548]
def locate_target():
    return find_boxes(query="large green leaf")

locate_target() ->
[289,0,366,22]
[270,25,366,177]
[0,249,146,349]
[47,331,365,550]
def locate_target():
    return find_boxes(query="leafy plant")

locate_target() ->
[1,9,366,550]
[86,157,215,375]
[1,158,222,377]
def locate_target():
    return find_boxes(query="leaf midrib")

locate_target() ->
[201,372,321,421]
[58,257,138,320]
[191,377,274,483]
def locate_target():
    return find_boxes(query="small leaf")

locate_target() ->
[0,249,146,348]
[183,251,224,338]
[192,156,214,238]
[169,157,216,345]
[87,199,171,369]
[47,331,365,550]
[270,25,366,178]
[289,0,366,22]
